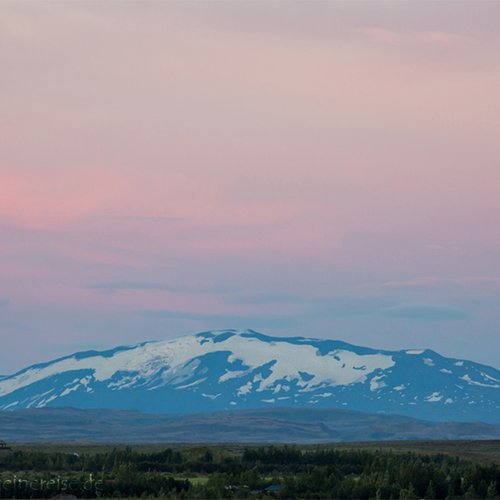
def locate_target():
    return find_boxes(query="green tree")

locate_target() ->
[487,481,499,499]
[425,480,436,499]
[400,482,419,499]
[464,484,479,499]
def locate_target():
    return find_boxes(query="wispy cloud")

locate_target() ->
[0,298,10,308]
[225,292,322,305]
[358,27,475,48]
[380,303,469,321]
[70,341,109,351]
[106,215,182,223]
[452,276,500,285]
[226,294,397,318]
[381,276,500,289]
[225,294,473,323]
[321,298,391,318]
[136,309,296,329]
[85,282,238,295]
[381,277,443,289]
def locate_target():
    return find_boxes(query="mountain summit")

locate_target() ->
[1,330,499,422]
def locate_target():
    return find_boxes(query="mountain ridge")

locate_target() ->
[1,329,499,423]
[3,406,500,443]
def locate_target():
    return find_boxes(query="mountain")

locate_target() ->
[0,329,499,423]
[3,407,500,443]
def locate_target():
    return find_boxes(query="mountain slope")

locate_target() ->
[2,407,500,443]
[1,330,499,422]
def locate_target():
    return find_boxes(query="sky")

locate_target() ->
[1,1,500,373]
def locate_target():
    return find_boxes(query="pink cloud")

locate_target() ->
[0,168,126,228]
[358,27,475,48]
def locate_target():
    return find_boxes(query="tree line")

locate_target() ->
[0,445,499,498]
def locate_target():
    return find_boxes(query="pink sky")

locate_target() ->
[1,1,500,372]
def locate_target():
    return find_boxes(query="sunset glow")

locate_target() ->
[1,1,499,372]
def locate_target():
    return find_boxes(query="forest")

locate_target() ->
[0,443,499,498]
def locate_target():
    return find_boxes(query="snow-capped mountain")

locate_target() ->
[1,330,499,423]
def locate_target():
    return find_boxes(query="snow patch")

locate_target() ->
[201,393,220,400]
[317,392,333,398]
[481,372,500,383]
[218,370,248,383]
[425,392,443,402]
[1,401,19,410]
[461,374,499,388]
[370,375,387,392]
[237,382,252,396]
[175,378,206,390]
[60,385,80,397]
[0,331,393,399]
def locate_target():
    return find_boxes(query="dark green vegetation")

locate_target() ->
[0,442,499,498]
[3,407,500,443]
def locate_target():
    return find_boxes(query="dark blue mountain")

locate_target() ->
[1,330,499,423]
